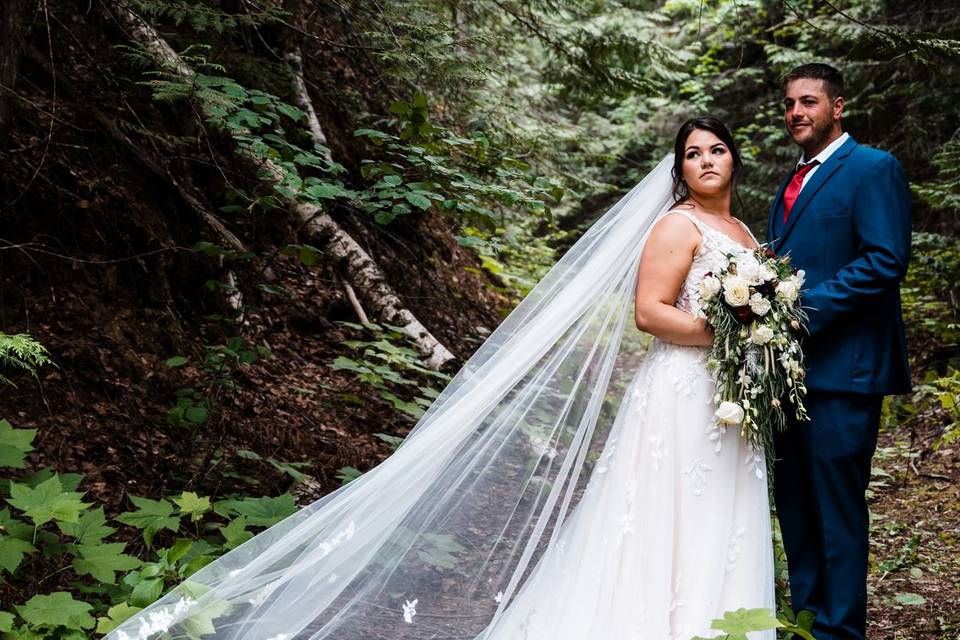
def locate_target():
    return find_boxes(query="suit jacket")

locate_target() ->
[766,135,912,395]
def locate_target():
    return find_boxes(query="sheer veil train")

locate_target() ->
[108,156,680,640]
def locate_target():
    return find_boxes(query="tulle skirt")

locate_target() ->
[483,339,775,640]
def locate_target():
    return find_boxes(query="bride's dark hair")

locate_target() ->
[671,116,744,211]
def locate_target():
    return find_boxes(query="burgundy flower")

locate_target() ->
[755,281,775,298]
[732,305,755,324]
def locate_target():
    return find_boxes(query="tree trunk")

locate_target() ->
[102,1,457,370]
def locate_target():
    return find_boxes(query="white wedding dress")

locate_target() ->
[104,160,776,640]
[482,210,775,640]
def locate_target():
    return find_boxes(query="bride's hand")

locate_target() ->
[696,316,715,347]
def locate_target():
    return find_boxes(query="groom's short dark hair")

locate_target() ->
[783,63,844,101]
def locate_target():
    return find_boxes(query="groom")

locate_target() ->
[767,63,912,640]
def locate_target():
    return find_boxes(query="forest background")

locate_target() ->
[0,0,958,638]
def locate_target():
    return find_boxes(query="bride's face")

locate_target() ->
[681,129,734,198]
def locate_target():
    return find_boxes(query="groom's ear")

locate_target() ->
[832,95,845,123]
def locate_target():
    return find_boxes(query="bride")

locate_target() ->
[109,117,774,640]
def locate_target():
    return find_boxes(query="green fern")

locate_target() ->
[913,141,960,215]
[0,333,53,387]
[126,0,287,33]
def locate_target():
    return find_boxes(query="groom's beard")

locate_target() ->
[794,118,833,156]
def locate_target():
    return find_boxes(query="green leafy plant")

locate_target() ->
[0,333,53,387]
[691,606,815,640]
[0,423,298,638]
[355,93,564,229]
[330,321,450,420]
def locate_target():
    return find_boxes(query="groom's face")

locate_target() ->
[783,78,844,154]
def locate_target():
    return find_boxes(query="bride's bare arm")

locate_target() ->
[634,215,714,346]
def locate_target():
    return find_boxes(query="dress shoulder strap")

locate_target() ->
[663,208,706,231]
[661,209,706,254]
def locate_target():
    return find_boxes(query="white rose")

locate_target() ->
[776,279,800,302]
[699,275,722,301]
[714,401,745,425]
[735,255,763,285]
[722,277,751,307]
[759,265,778,283]
[749,292,772,316]
[750,325,774,345]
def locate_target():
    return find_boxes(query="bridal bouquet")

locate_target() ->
[699,248,810,459]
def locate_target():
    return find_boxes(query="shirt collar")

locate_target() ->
[797,131,850,169]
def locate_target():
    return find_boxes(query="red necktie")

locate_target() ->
[783,160,820,223]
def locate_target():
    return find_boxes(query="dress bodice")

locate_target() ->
[665,210,759,317]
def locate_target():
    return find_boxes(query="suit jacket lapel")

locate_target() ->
[767,174,792,245]
[776,135,859,248]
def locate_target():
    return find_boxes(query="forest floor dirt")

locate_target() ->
[865,414,960,640]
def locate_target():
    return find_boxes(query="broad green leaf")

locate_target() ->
[0,535,35,573]
[276,103,305,122]
[58,507,116,545]
[2,625,44,640]
[0,611,14,633]
[383,174,404,187]
[298,244,321,267]
[129,577,164,608]
[330,356,368,374]
[180,598,230,640]
[182,554,216,577]
[305,183,349,200]
[373,433,405,450]
[894,592,926,605]
[184,405,208,424]
[388,100,411,116]
[336,466,363,485]
[165,356,189,367]
[795,609,816,629]
[0,509,32,539]
[16,468,83,491]
[95,602,142,634]
[404,191,432,210]
[353,128,394,141]
[710,608,783,639]
[115,496,181,546]
[175,492,212,522]
[266,458,309,481]
[165,538,194,564]
[15,592,95,630]
[0,420,35,468]
[214,494,296,527]
[6,476,90,526]
[72,542,142,583]
[220,516,252,550]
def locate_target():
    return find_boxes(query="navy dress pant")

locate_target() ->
[773,391,883,640]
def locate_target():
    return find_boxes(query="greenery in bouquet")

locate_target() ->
[699,248,810,467]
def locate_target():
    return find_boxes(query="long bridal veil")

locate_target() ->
[109,156,677,640]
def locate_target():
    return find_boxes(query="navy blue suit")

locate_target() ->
[766,135,911,639]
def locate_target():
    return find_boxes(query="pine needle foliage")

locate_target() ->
[125,0,287,33]
[913,141,960,215]
[0,333,53,387]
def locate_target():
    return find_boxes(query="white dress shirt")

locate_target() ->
[797,131,850,191]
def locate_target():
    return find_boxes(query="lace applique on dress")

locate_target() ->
[663,209,758,319]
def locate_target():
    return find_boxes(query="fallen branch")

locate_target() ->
[103,2,456,369]
[336,273,369,323]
